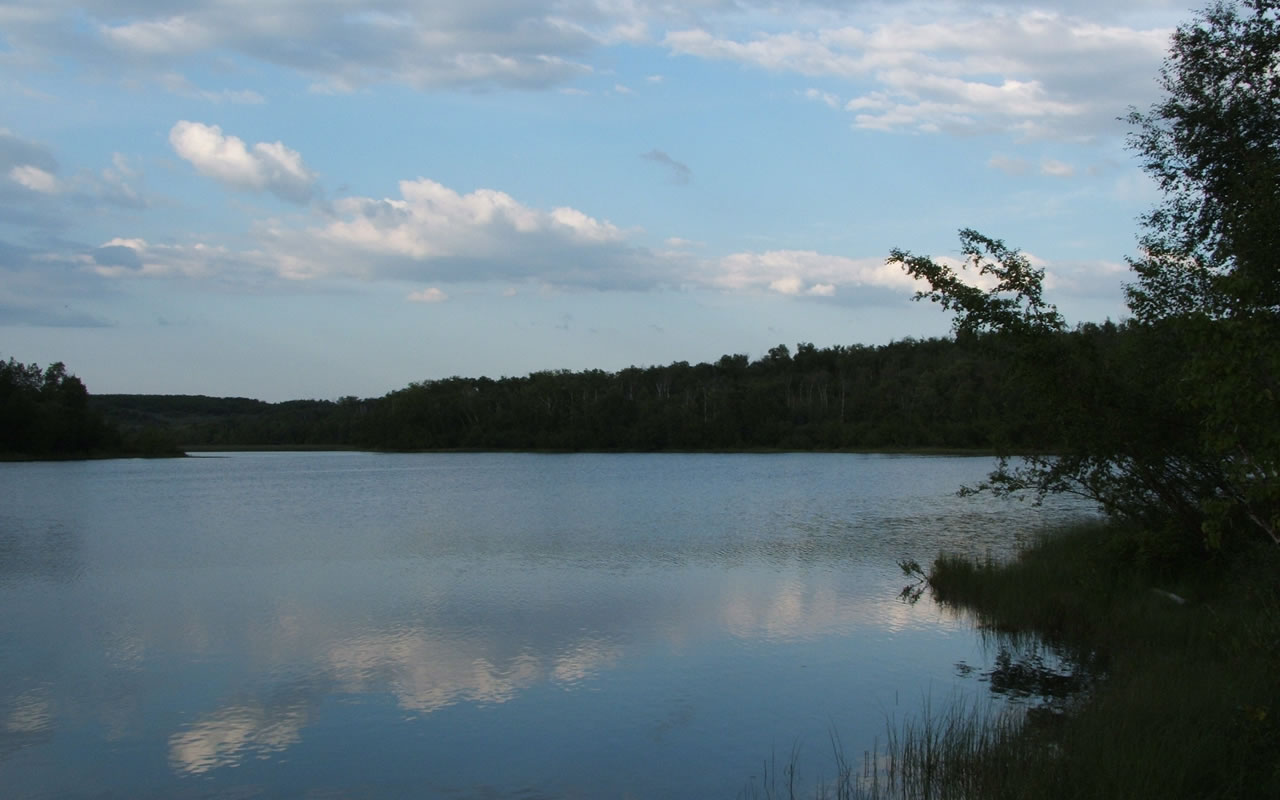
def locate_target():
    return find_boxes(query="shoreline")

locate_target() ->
[858,521,1280,799]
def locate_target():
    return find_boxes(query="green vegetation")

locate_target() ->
[742,523,1279,800]
[891,0,1279,553]
[912,523,1279,799]
[1,356,181,459]
[775,4,1280,797]
[92,329,1118,452]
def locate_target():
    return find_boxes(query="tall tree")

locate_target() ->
[890,1,1280,549]
[1126,0,1280,546]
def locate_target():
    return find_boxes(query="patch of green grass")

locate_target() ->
[908,521,1280,799]
[747,522,1279,799]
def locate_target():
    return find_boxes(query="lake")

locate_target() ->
[0,452,1091,799]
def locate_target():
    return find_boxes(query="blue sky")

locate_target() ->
[2,1,1187,400]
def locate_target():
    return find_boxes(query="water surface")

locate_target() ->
[0,452,1089,799]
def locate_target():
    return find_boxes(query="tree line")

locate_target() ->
[91,330,1110,452]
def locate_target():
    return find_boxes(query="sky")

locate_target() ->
[0,1,1193,401]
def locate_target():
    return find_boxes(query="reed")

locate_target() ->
[748,520,1280,799]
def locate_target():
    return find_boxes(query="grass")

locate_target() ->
[911,521,1279,799]
[746,521,1280,799]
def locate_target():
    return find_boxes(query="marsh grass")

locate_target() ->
[748,521,1280,799]
[915,521,1280,799]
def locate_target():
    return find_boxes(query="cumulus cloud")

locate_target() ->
[255,177,643,285]
[640,149,691,185]
[169,121,317,204]
[73,163,964,300]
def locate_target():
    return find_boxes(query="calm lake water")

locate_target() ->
[0,452,1091,799]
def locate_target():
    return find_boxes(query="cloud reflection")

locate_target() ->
[168,700,309,775]
[166,628,625,775]
[327,629,621,714]
[6,689,52,734]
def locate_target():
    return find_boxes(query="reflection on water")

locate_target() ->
[170,696,311,775]
[0,453,1093,799]
[325,628,621,714]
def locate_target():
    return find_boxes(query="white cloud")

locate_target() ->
[9,164,58,193]
[77,166,957,299]
[256,177,636,284]
[407,287,448,303]
[664,237,699,248]
[12,1,603,92]
[0,3,1183,116]
[89,237,263,280]
[101,15,216,56]
[550,206,624,242]
[769,275,805,295]
[708,250,923,296]
[663,10,1173,139]
[0,129,151,234]
[613,82,633,94]
[1041,158,1076,177]
[987,154,1030,175]
[803,88,840,108]
[169,121,317,204]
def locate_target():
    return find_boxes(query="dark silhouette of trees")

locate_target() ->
[1,357,116,457]
[92,330,1143,455]
[889,1,1280,550]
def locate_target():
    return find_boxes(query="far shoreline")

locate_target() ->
[179,444,1002,456]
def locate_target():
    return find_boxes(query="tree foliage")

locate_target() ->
[93,336,1037,453]
[1125,0,1280,321]
[892,0,1280,550]
[1,357,108,456]
[890,229,1064,337]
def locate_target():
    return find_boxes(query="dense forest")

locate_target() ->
[88,326,1123,453]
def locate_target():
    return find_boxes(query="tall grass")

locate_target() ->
[746,521,1280,799]
[916,521,1280,799]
